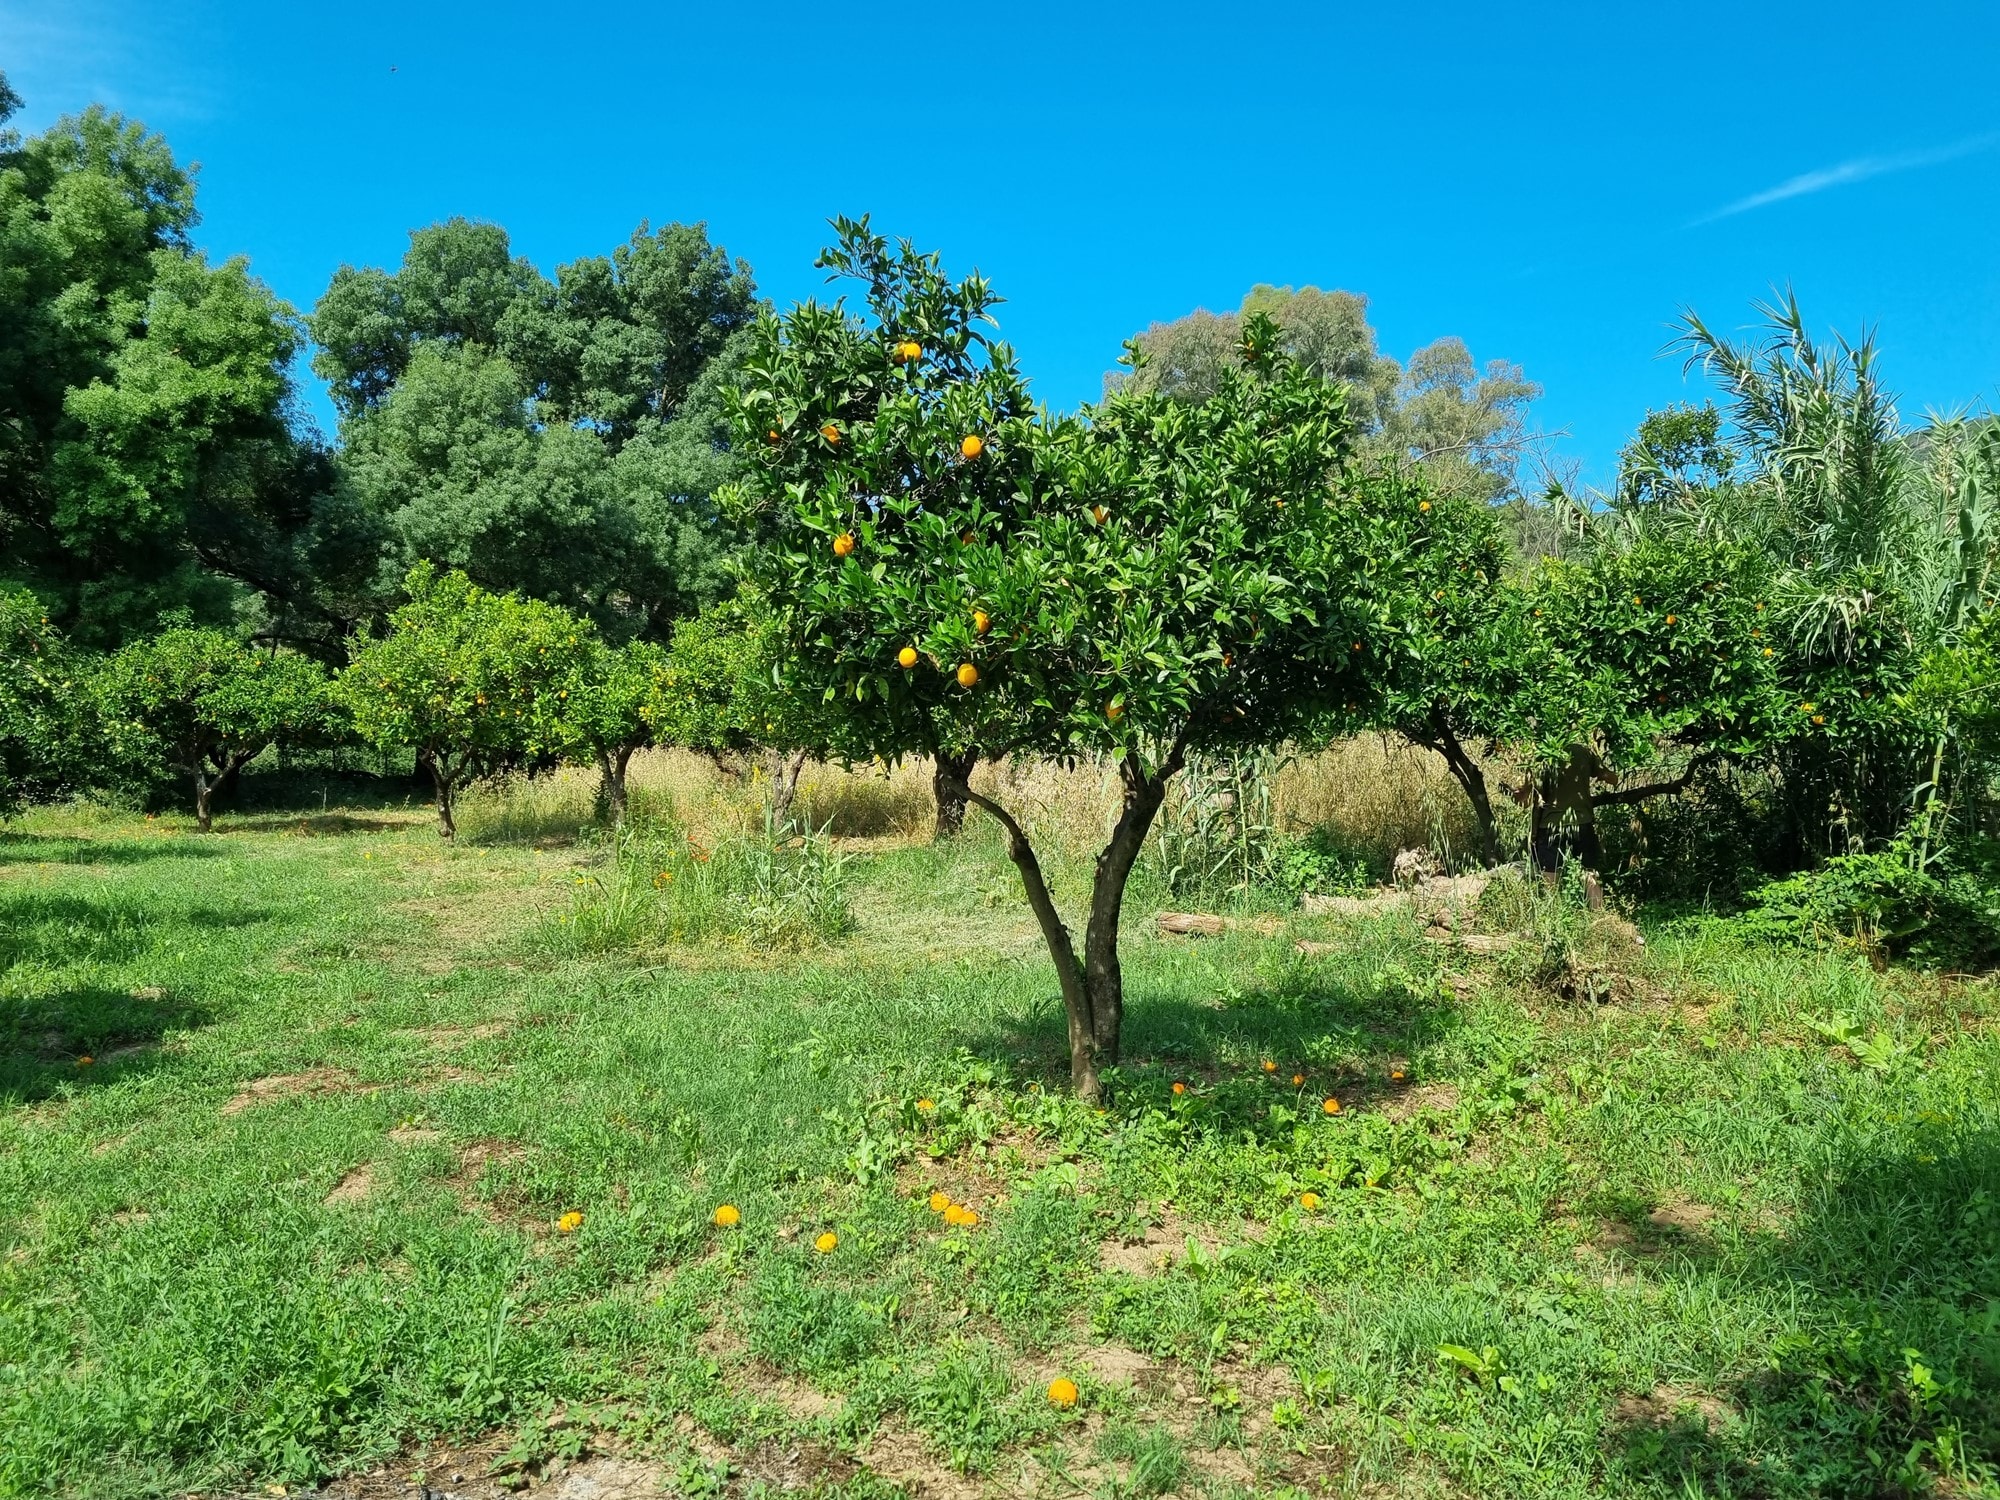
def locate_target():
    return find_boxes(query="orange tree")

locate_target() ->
[540,637,668,825]
[724,217,1037,837]
[342,564,586,838]
[1372,489,1519,866]
[98,626,335,830]
[1502,533,1790,870]
[728,235,1439,1097]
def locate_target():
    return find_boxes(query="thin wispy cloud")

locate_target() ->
[1690,131,2000,226]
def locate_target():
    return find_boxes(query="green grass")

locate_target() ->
[2,789,1997,1498]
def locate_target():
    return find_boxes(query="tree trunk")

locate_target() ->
[1425,709,1501,867]
[932,749,978,839]
[194,765,213,833]
[1080,754,1176,1066]
[422,752,456,839]
[948,775,1100,1100]
[596,746,634,826]
[769,749,808,828]
[1532,744,1603,874]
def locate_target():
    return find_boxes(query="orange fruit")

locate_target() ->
[1107,701,1123,720]
[898,646,918,670]
[712,1204,741,1228]
[893,339,921,362]
[1047,1378,1079,1408]
[1299,1191,1321,1210]
[1665,614,1677,625]
[1419,500,1432,512]
[928,1191,950,1213]
[1762,647,1773,657]
[1813,714,1826,725]
[820,422,841,444]
[1171,1081,1187,1096]
[1321,1097,1342,1115]
[1090,505,1107,525]
[557,1211,584,1234]
[1632,595,1642,606]
[1262,1060,1277,1073]
[1291,1073,1305,1086]
[960,1209,980,1227]
[832,532,855,558]
[814,1231,838,1253]
[765,428,781,445]
[916,1098,936,1112]
[1391,1069,1406,1081]
[961,434,984,459]
[956,662,979,688]
[973,610,990,635]
[944,1203,967,1225]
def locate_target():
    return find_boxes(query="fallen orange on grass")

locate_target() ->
[1047,1377,1079,1408]
[557,1211,584,1234]
[1171,1081,1187,1096]
[712,1204,741,1228]
[943,1203,967,1225]
[814,1231,838,1253]
[1322,1097,1342,1115]
[1299,1192,1321,1210]
[928,1191,950,1213]
[1292,1073,1305,1086]
[1262,1060,1277,1073]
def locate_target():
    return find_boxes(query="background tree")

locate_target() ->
[98,627,334,830]
[540,635,667,825]
[734,235,1437,1096]
[1113,284,1539,503]
[0,96,345,648]
[313,218,757,639]
[341,564,585,838]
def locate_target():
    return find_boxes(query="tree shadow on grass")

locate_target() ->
[952,954,1461,1108]
[216,813,413,836]
[1605,1122,2000,1497]
[0,984,214,1102]
[0,832,224,867]
[0,890,271,971]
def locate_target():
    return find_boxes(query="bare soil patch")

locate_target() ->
[325,1164,375,1206]
[859,1420,987,1500]
[1647,1196,1719,1234]
[1612,1384,1732,1432]
[220,1068,367,1116]
[1099,1212,1225,1277]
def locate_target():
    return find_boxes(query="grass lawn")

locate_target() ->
[2,788,1997,1499]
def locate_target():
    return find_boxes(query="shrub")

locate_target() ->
[1731,849,2000,968]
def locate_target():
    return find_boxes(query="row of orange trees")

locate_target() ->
[0,569,803,837]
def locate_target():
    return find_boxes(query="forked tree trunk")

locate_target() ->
[421,751,457,839]
[1424,709,1502,867]
[598,745,636,826]
[194,765,214,833]
[946,741,1185,1101]
[932,749,979,839]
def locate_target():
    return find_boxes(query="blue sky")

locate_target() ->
[6,0,1999,488]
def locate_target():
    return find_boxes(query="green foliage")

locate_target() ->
[0,589,92,812]
[0,102,337,646]
[97,626,334,825]
[1116,284,1540,503]
[339,564,588,835]
[314,217,755,636]
[1510,533,1787,769]
[1729,848,2000,967]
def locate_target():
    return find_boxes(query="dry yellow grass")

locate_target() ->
[452,738,1511,869]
